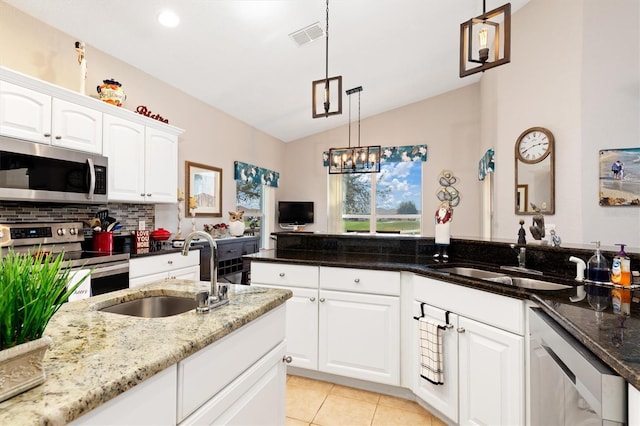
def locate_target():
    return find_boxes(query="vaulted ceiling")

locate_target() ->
[5,0,530,142]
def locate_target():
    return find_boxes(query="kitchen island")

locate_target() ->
[0,280,291,425]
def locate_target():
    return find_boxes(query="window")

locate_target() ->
[337,161,422,234]
[236,180,263,240]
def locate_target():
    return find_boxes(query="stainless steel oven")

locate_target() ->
[0,221,129,300]
[0,137,108,204]
[529,308,626,425]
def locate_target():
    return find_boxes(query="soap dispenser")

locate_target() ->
[585,241,611,324]
[611,243,631,315]
[587,241,610,283]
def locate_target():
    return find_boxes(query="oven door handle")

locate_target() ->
[87,262,129,279]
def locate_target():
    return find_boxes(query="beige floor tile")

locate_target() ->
[378,394,428,414]
[286,383,329,423]
[286,416,311,426]
[288,375,335,393]
[313,394,377,426]
[330,384,380,404]
[372,404,433,426]
[430,414,447,426]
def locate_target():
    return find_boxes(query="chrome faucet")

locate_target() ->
[510,244,526,268]
[182,231,227,307]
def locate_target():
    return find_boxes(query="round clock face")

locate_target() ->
[516,127,553,163]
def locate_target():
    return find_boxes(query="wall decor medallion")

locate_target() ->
[599,148,640,206]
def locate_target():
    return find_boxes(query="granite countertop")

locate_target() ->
[0,281,292,425]
[247,248,640,390]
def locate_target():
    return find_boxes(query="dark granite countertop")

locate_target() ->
[247,248,640,390]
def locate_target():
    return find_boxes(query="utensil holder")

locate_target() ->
[93,231,114,253]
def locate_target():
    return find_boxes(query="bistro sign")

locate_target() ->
[135,105,169,124]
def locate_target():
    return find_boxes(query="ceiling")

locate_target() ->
[5,0,530,142]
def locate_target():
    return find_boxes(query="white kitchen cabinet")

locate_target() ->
[103,114,177,203]
[319,288,400,385]
[252,262,400,386]
[51,98,102,153]
[411,274,524,426]
[0,81,51,144]
[71,364,178,425]
[129,250,200,288]
[458,315,523,426]
[629,384,640,426]
[0,82,102,153]
[251,263,319,370]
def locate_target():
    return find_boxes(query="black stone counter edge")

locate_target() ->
[247,252,640,391]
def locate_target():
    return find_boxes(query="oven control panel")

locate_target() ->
[0,222,84,247]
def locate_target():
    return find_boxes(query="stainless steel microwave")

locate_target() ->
[0,136,108,204]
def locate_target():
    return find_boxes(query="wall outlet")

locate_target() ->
[139,220,146,230]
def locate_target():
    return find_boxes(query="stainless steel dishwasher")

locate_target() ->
[529,308,626,425]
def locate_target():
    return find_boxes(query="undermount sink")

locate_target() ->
[99,296,198,318]
[438,267,571,291]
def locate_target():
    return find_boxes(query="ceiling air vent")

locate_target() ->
[289,22,324,47]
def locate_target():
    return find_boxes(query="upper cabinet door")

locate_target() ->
[145,127,177,203]
[0,81,52,144]
[51,98,102,153]
[103,114,145,202]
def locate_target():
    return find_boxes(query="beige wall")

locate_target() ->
[0,2,286,236]
[281,85,482,238]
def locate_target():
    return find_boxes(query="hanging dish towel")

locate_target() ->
[418,316,445,385]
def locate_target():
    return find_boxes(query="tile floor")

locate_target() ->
[285,375,447,426]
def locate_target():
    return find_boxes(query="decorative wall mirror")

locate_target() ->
[185,161,222,217]
[514,127,555,214]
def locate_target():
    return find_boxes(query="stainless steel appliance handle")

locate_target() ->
[539,342,576,384]
[87,158,96,200]
[87,261,129,279]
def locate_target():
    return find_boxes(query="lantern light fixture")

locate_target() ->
[328,86,381,174]
[312,0,342,118]
[459,1,511,78]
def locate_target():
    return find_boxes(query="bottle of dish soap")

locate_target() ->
[611,243,631,315]
[587,241,610,283]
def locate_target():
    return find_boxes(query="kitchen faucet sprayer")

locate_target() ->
[510,244,526,268]
[182,231,228,309]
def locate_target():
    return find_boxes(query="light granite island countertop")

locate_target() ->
[0,280,292,425]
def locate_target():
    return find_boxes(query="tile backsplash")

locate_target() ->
[0,202,155,238]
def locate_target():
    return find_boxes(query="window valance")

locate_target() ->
[234,161,280,188]
[478,149,495,181]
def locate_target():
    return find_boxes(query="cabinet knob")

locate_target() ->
[282,355,293,364]
[168,260,173,265]
[319,298,326,303]
[43,133,51,137]
[279,272,285,277]
[309,297,316,302]
[146,193,152,197]
[354,278,360,283]
[457,327,466,333]
[55,135,62,140]
[140,193,146,197]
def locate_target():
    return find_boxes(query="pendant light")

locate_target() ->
[459,1,511,77]
[328,86,381,174]
[312,0,342,118]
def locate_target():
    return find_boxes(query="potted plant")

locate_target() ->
[0,249,85,402]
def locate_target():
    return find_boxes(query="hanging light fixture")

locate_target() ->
[459,1,511,78]
[312,0,342,118]
[328,86,381,174]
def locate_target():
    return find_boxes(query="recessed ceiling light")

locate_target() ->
[158,10,180,28]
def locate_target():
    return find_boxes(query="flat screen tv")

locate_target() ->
[278,201,314,225]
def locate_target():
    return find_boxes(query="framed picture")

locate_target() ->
[599,148,640,206]
[517,184,529,213]
[185,161,222,217]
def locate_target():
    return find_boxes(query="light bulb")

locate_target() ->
[478,26,489,63]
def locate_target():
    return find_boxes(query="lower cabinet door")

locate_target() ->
[319,289,400,385]
[458,316,524,426]
[412,302,459,424]
[180,342,286,425]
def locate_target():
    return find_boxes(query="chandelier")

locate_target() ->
[312,0,342,118]
[328,86,381,174]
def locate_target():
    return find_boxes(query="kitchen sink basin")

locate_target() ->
[99,296,198,318]
[439,267,571,291]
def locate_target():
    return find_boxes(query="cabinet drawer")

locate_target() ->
[217,240,245,262]
[320,266,400,296]
[129,250,200,279]
[251,262,318,288]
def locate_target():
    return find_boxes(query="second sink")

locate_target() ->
[438,267,571,291]
[99,296,198,318]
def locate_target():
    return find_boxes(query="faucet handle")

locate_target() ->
[218,284,229,301]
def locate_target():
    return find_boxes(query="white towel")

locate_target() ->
[418,316,444,385]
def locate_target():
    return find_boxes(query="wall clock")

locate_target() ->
[515,127,554,164]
